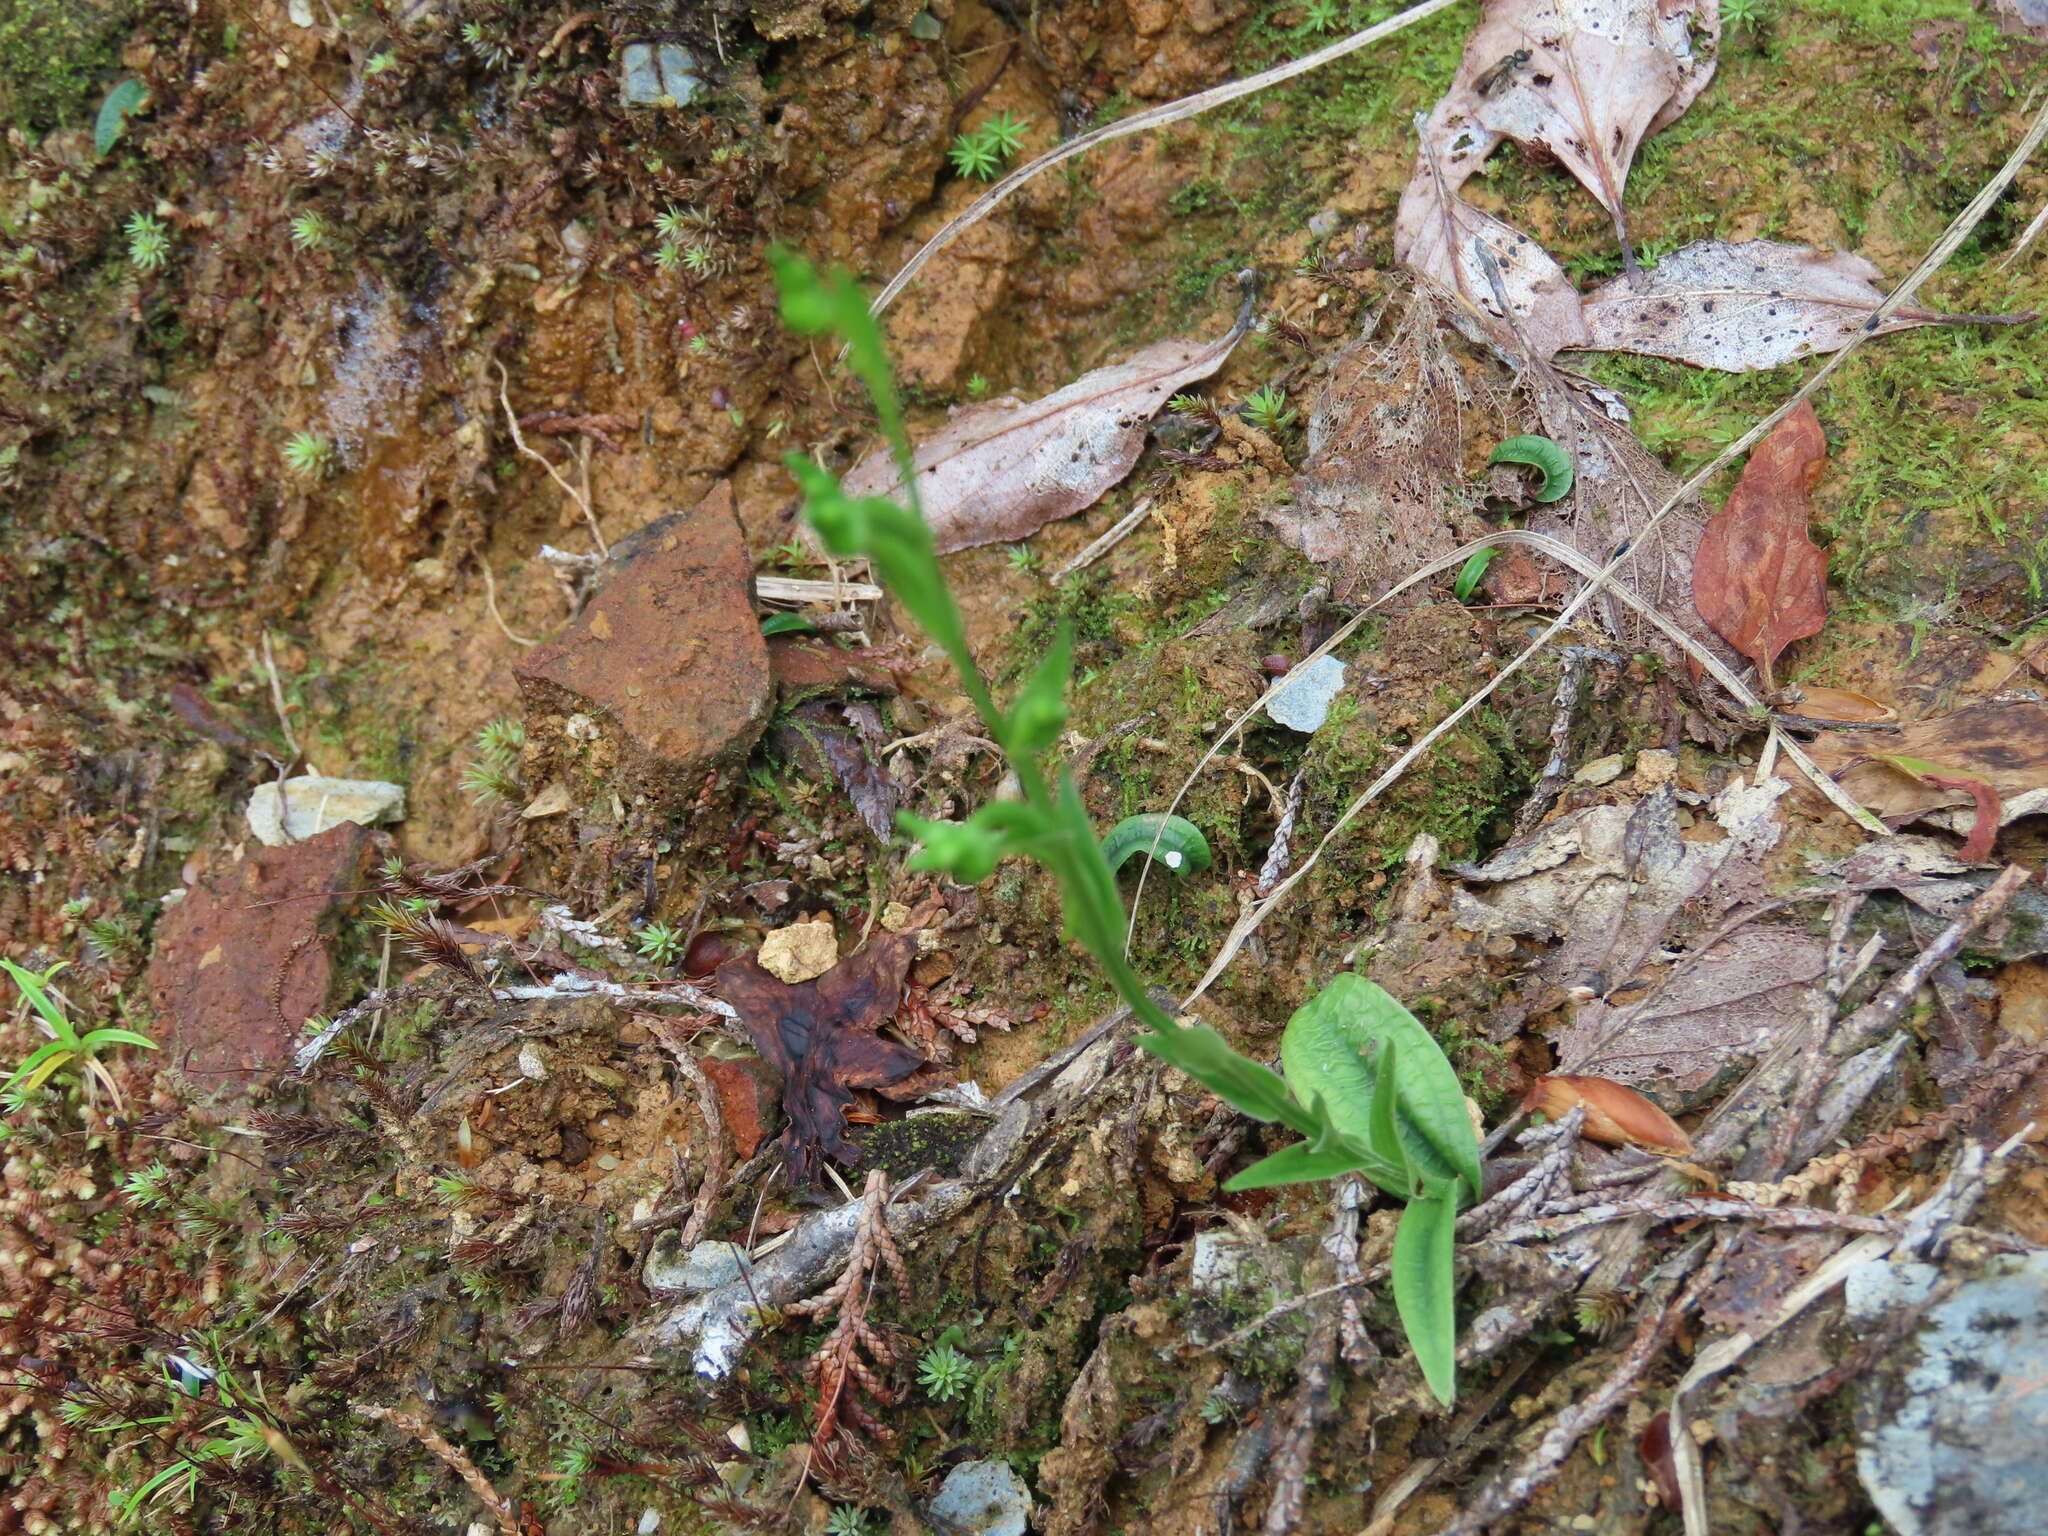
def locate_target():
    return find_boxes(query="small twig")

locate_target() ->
[478,558,539,647]
[633,1022,729,1247]
[353,1403,520,1536]
[1487,1194,1899,1247]
[260,629,301,758]
[1051,497,1154,581]
[1433,1243,1719,1536]
[1512,646,1619,836]
[496,358,606,555]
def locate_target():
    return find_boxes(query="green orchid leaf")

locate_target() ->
[1281,974,1481,1202]
[77,1028,159,1052]
[1101,814,1212,878]
[1392,1180,1461,1406]
[1135,1021,1302,1131]
[759,612,814,636]
[1488,434,1574,502]
[1007,622,1072,754]
[95,78,150,160]
[1453,548,1497,603]
[2,958,76,1042]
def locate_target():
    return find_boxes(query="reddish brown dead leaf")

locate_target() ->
[1691,400,1829,687]
[1523,1074,1693,1155]
[1919,774,2003,861]
[1785,685,1896,723]
[716,933,948,1184]
[843,326,1242,553]
[1638,1412,1681,1508]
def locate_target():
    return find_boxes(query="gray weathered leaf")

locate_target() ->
[844,327,1242,554]
[1578,240,2002,371]
[1393,0,1719,348]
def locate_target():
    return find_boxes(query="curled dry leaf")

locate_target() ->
[1691,400,1830,689]
[1580,240,2027,372]
[717,933,949,1183]
[843,325,1243,554]
[1921,773,2003,862]
[1523,1074,1693,1155]
[1806,700,2048,823]
[1393,0,1719,352]
[1638,1411,1682,1508]
[1782,685,1896,724]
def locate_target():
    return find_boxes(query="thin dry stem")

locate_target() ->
[353,1402,520,1536]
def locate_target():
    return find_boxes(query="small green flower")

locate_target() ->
[281,431,336,479]
[124,212,170,272]
[917,1342,974,1402]
[289,211,329,250]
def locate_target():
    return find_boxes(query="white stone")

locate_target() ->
[929,1459,1032,1536]
[1265,654,1347,733]
[245,776,404,846]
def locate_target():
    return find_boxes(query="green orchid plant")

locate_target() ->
[769,249,1481,1403]
[2,958,158,1113]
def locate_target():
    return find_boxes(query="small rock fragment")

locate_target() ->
[698,1053,783,1159]
[1573,753,1627,786]
[644,1237,749,1294]
[619,41,700,107]
[1634,748,1678,785]
[1266,654,1347,733]
[245,775,405,846]
[521,782,572,819]
[756,915,837,984]
[929,1459,1033,1536]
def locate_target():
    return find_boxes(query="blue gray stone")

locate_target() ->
[1266,653,1347,733]
[620,42,701,108]
[928,1459,1031,1536]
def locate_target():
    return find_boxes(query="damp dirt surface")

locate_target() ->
[5,3,2048,1534]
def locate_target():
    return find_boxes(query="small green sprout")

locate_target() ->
[124,212,170,272]
[1241,385,1296,434]
[1303,0,1344,30]
[365,51,395,76]
[2,959,158,1113]
[948,113,1028,181]
[288,212,329,250]
[917,1342,974,1401]
[463,717,525,805]
[653,243,683,273]
[1003,543,1040,575]
[636,922,684,966]
[1721,0,1766,31]
[281,432,336,480]
[980,110,1028,158]
[1453,548,1497,604]
[120,1161,176,1210]
[824,1508,871,1536]
[964,373,992,399]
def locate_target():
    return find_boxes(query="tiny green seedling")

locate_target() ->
[637,922,685,966]
[1242,385,1296,435]
[124,212,170,272]
[917,1341,974,1401]
[1453,548,1497,604]
[281,431,336,480]
[288,212,329,251]
[770,249,1481,1404]
[2,959,158,1114]
[948,111,1029,181]
[462,717,525,805]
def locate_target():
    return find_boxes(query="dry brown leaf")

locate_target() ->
[1806,701,2048,822]
[1578,240,2025,371]
[1524,1073,1693,1154]
[843,326,1242,553]
[1265,284,1494,601]
[1392,0,1718,348]
[1455,779,1818,1095]
[1922,773,2004,861]
[1784,685,1896,724]
[1691,400,1829,688]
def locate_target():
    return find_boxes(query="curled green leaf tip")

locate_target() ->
[1101,814,1212,876]
[1488,434,1574,503]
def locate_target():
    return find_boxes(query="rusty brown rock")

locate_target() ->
[517,482,772,817]
[145,823,371,1087]
[698,1054,783,1160]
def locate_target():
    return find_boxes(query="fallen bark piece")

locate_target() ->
[843,325,1243,552]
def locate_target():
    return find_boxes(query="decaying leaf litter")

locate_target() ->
[8,3,2048,1536]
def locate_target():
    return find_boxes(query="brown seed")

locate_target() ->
[683,931,734,978]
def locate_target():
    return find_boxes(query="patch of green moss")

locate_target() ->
[0,0,137,135]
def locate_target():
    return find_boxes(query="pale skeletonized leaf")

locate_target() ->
[1392,174,1592,356]
[1577,240,2019,370]
[843,328,1241,554]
